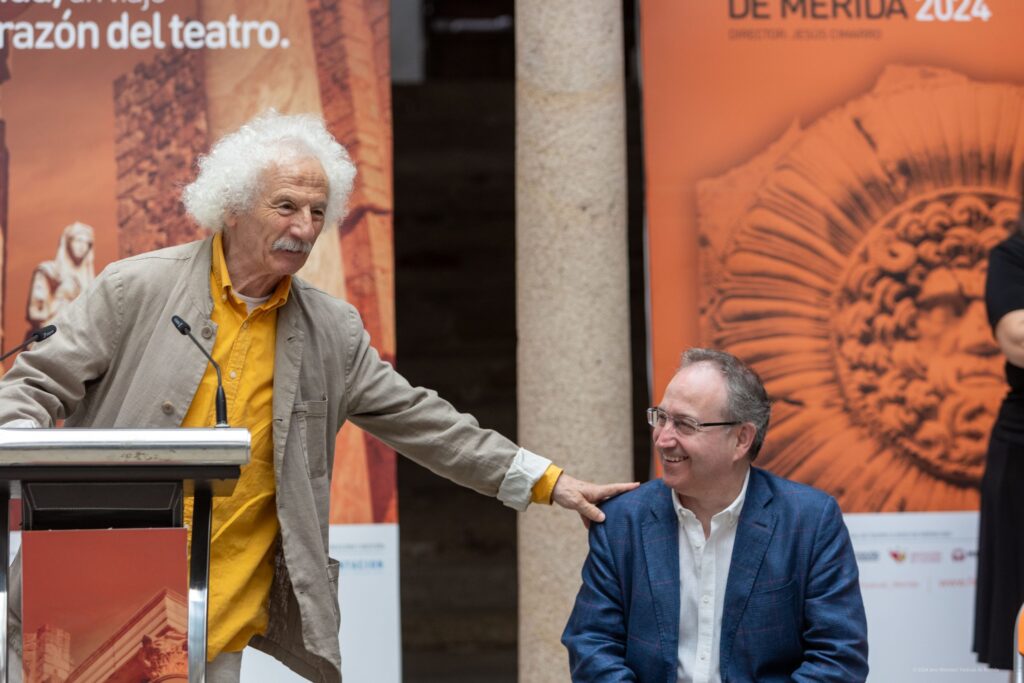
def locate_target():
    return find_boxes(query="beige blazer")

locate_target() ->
[0,237,536,681]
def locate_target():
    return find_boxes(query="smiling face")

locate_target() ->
[222,155,329,297]
[655,362,753,508]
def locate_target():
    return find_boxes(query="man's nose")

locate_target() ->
[290,207,317,240]
[654,424,677,448]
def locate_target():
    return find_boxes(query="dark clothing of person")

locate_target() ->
[985,231,1024,431]
[975,231,1024,669]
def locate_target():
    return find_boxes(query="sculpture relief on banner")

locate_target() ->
[26,222,95,335]
[698,66,1022,512]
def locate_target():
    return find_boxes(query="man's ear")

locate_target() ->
[734,423,756,461]
[223,213,238,230]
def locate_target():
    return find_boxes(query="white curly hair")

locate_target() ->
[182,110,357,231]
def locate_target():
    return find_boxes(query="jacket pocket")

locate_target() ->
[294,399,329,479]
[748,578,797,607]
[327,557,341,626]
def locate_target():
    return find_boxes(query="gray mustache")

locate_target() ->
[272,238,314,254]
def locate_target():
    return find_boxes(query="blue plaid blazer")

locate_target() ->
[562,467,868,682]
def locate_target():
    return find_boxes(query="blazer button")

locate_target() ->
[161,401,174,415]
[201,326,213,339]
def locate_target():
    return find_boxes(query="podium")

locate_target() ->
[0,428,250,683]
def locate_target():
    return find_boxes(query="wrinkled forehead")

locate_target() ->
[256,155,329,196]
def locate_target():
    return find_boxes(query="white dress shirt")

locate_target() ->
[674,469,750,683]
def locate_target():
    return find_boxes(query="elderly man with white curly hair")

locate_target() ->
[0,111,637,682]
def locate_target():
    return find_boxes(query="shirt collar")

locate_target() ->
[671,467,751,527]
[211,231,291,311]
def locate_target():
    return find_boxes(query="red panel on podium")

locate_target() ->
[21,528,187,682]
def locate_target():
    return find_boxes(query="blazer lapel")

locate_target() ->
[272,294,305,475]
[642,482,681,677]
[719,468,776,676]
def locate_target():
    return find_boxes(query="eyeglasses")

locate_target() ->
[646,407,740,436]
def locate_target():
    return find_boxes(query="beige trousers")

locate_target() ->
[207,650,244,683]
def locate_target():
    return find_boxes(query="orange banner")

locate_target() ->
[0,0,395,524]
[640,0,1024,511]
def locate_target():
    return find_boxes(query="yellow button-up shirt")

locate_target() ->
[182,232,289,659]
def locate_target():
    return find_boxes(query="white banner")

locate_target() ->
[847,512,1001,681]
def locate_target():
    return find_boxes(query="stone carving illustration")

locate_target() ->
[26,221,95,333]
[45,588,188,683]
[697,66,1022,512]
[139,631,188,681]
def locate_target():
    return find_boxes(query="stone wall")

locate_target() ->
[114,48,209,256]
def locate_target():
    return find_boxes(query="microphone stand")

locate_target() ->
[170,315,229,428]
[0,325,57,362]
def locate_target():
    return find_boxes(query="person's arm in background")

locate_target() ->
[987,239,1024,367]
[996,310,1024,367]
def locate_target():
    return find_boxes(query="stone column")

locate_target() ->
[515,2,632,681]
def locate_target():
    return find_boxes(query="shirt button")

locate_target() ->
[702,595,710,605]
[221,293,228,302]
[229,370,237,379]
[201,326,213,339]
[161,401,174,415]
[699,653,706,661]
[242,321,249,329]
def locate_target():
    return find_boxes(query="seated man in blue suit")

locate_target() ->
[562,348,868,682]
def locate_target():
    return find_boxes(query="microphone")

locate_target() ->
[171,315,228,427]
[0,325,57,362]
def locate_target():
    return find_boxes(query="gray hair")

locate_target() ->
[182,110,357,232]
[680,348,771,461]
